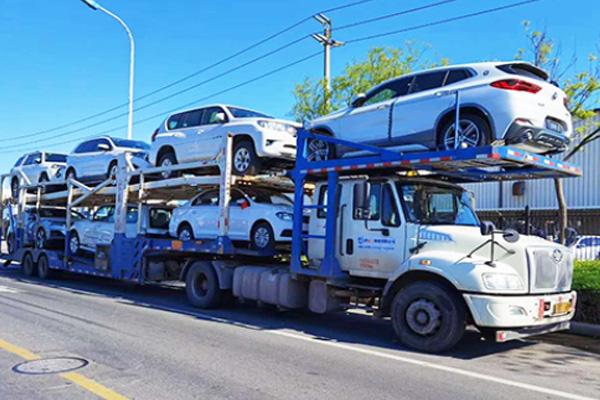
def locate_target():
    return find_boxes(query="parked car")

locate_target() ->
[149,105,300,177]
[61,136,151,183]
[23,207,86,249]
[69,204,171,254]
[308,61,572,160]
[10,151,67,197]
[569,235,600,260]
[169,186,295,250]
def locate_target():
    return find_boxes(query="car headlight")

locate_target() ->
[276,211,293,221]
[257,120,297,135]
[482,272,524,291]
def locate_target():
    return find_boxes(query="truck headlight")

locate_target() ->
[258,120,297,135]
[482,272,524,291]
[276,211,293,221]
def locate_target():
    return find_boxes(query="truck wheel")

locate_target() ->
[158,151,180,179]
[391,281,466,353]
[250,221,275,251]
[232,140,261,176]
[37,254,53,280]
[22,253,37,277]
[185,262,222,308]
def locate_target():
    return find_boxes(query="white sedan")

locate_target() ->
[149,104,299,177]
[309,61,572,159]
[169,187,295,251]
[570,236,600,260]
[69,205,171,254]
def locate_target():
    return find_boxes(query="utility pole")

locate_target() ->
[312,14,344,108]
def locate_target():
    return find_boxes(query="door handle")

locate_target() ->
[376,104,389,110]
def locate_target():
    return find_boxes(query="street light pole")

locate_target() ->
[81,0,135,140]
[312,14,344,109]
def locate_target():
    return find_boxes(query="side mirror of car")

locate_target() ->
[353,181,371,220]
[98,143,111,151]
[351,93,367,108]
[214,112,227,124]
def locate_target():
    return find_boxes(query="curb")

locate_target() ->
[570,322,600,338]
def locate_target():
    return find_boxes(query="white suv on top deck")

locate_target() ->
[149,105,300,177]
[308,61,572,160]
[10,151,67,197]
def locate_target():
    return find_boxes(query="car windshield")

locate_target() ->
[111,138,150,150]
[398,183,479,226]
[45,153,67,162]
[227,107,272,119]
[243,188,293,206]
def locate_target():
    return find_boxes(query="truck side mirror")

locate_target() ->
[353,182,370,220]
[351,93,367,108]
[480,220,496,236]
[502,229,520,243]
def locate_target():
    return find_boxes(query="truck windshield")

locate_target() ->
[398,183,479,226]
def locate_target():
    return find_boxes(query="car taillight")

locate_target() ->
[490,79,542,94]
[151,128,159,142]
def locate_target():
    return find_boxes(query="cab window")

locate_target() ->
[381,184,400,227]
[316,185,341,219]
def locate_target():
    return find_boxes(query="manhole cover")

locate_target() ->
[13,357,88,375]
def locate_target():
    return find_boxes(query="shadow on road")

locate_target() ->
[1,265,592,363]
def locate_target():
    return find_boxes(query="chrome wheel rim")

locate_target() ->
[405,299,442,336]
[234,148,251,172]
[254,226,271,249]
[443,120,481,150]
[307,139,330,161]
[179,228,192,241]
[160,158,172,179]
[69,236,79,254]
[110,164,118,178]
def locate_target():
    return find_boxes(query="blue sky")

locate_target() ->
[0,0,597,171]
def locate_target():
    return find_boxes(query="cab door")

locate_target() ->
[339,181,406,277]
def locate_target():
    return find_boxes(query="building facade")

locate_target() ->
[465,113,600,236]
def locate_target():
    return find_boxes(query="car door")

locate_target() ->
[338,78,411,145]
[168,109,204,163]
[72,139,101,179]
[190,189,220,238]
[191,107,228,160]
[390,70,454,147]
[227,189,251,240]
[94,138,115,179]
[85,206,113,247]
[20,153,41,185]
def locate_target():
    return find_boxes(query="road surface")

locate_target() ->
[0,266,598,400]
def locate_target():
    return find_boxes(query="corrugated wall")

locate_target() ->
[465,114,600,210]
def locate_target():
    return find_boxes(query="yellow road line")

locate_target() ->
[0,337,128,400]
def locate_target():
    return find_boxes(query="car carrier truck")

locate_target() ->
[0,130,581,353]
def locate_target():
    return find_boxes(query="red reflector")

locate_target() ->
[491,79,542,94]
[538,299,545,319]
[496,331,507,342]
[488,153,501,160]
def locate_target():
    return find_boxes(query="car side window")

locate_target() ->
[409,71,447,94]
[76,140,99,153]
[96,138,112,151]
[194,190,220,206]
[363,77,412,107]
[93,206,114,222]
[167,113,183,130]
[180,110,203,128]
[444,69,472,86]
[24,153,40,165]
[202,107,227,125]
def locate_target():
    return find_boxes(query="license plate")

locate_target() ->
[553,301,572,315]
[546,120,562,132]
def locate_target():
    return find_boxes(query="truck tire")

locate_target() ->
[232,140,261,176]
[37,254,53,280]
[185,262,223,309]
[22,253,37,277]
[391,281,466,353]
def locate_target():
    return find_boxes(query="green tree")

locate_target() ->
[290,46,436,122]
[517,21,600,243]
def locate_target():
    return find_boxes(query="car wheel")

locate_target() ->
[22,253,37,277]
[37,254,52,280]
[251,221,275,251]
[232,140,261,176]
[69,231,80,256]
[38,173,49,184]
[66,168,76,183]
[35,228,46,249]
[107,161,118,180]
[439,114,491,150]
[158,151,180,179]
[11,178,19,199]
[391,281,466,353]
[306,132,335,162]
[178,224,194,241]
[185,261,223,308]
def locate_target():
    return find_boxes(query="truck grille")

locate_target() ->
[527,248,573,293]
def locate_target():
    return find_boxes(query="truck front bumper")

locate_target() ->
[463,291,576,333]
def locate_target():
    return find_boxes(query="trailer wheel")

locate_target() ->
[37,254,53,280]
[391,281,466,353]
[185,262,222,309]
[22,253,37,277]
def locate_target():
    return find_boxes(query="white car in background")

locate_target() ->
[10,151,67,197]
[169,187,295,251]
[63,136,151,183]
[149,105,300,177]
[308,61,572,160]
[69,205,171,254]
[570,235,600,260]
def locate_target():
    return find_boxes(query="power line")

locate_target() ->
[0,0,542,154]
[6,0,382,143]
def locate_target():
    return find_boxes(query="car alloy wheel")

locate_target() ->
[160,157,173,179]
[253,226,271,249]
[69,234,79,255]
[35,229,46,249]
[178,226,193,241]
[233,147,251,173]
[442,120,482,150]
[306,138,331,162]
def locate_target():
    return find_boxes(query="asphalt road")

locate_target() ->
[0,265,599,400]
